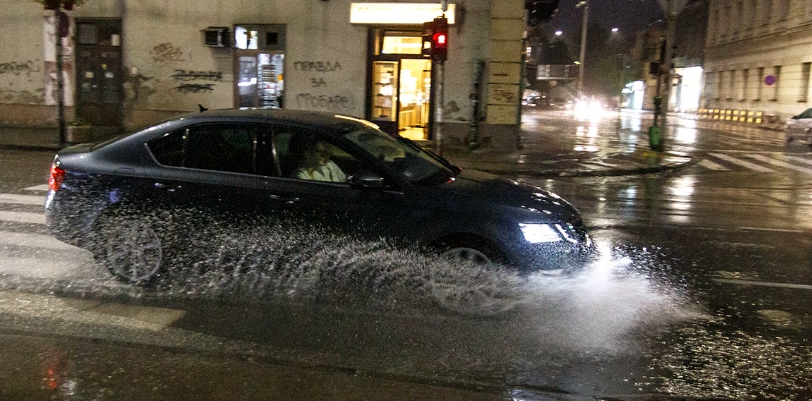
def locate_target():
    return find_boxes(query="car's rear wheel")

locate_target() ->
[92,211,166,284]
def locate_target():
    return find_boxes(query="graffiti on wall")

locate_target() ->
[43,14,75,106]
[171,69,221,94]
[150,43,185,64]
[0,61,42,77]
[0,88,44,104]
[293,60,355,111]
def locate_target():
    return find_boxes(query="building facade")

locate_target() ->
[703,0,812,122]
[0,0,527,150]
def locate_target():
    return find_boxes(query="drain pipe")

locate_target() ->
[467,60,484,150]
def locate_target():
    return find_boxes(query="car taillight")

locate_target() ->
[49,164,65,191]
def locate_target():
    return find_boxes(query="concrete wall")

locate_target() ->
[0,0,527,150]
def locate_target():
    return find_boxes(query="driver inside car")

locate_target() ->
[293,140,347,183]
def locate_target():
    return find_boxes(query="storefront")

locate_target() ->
[353,3,455,141]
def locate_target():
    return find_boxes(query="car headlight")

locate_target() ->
[519,223,563,243]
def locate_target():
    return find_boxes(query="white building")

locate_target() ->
[703,0,812,122]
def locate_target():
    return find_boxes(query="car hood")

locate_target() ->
[441,169,581,220]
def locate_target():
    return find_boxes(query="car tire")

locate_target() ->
[436,238,505,266]
[92,209,167,284]
[431,238,522,315]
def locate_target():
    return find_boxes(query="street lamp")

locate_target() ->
[576,0,588,99]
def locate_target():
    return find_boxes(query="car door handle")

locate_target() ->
[153,182,180,192]
[269,194,300,204]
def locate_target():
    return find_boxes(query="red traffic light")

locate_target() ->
[433,32,447,47]
[431,16,448,62]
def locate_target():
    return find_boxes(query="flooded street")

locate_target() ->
[1,111,811,399]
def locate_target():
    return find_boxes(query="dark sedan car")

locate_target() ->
[45,109,592,284]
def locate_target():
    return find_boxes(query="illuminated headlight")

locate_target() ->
[519,223,563,243]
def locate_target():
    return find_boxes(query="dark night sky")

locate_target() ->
[545,0,665,37]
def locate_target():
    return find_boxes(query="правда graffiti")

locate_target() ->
[0,60,41,76]
[171,70,222,82]
[296,93,353,110]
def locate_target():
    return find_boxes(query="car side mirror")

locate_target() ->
[349,170,387,189]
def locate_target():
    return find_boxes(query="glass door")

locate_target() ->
[236,51,285,108]
[397,59,431,140]
[369,28,432,140]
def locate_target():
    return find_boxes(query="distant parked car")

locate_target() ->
[45,109,593,284]
[785,108,812,144]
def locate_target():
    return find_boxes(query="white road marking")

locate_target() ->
[745,154,812,175]
[784,155,812,166]
[708,152,776,173]
[0,211,46,225]
[713,278,812,291]
[697,159,730,171]
[0,231,77,251]
[738,226,805,233]
[0,193,45,206]
[23,184,50,192]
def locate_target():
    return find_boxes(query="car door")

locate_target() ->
[144,121,277,226]
[260,125,417,246]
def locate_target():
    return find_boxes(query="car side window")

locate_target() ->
[270,128,362,183]
[148,123,261,174]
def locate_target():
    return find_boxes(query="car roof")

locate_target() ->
[172,108,379,131]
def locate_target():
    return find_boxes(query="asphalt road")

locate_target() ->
[0,112,810,400]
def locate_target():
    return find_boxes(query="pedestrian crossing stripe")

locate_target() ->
[0,210,46,225]
[0,231,76,251]
[0,194,45,206]
[745,154,812,175]
[697,159,730,171]
[784,155,812,167]
[23,184,50,192]
[706,153,776,173]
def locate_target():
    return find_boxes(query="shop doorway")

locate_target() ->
[74,19,122,127]
[369,29,431,140]
[234,25,285,108]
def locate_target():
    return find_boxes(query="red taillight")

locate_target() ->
[49,164,65,191]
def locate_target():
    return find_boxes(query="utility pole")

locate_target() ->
[576,0,588,98]
[55,8,67,147]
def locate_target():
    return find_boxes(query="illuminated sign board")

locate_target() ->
[350,3,456,24]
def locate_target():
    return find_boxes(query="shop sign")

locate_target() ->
[350,3,456,24]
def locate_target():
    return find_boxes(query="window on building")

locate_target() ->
[763,0,773,25]
[728,70,736,100]
[756,67,764,100]
[734,1,743,38]
[742,69,749,101]
[779,0,790,20]
[716,70,724,100]
[801,63,811,102]
[712,10,720,43]
[772,65,781,101]
[748,0,758,29]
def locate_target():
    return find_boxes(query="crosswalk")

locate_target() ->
[0,185,97,281]
[697,152,812,175]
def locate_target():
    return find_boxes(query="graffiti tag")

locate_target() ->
[171,70,222,82]
[150,43,185,64]
[0,60,41,76]
[176,83,215,93]
[294,61,342,73]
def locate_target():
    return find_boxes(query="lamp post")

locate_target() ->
[576,0,588,98]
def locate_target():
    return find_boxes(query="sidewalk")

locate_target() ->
[1,113,695,177]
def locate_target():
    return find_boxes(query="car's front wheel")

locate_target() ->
[92,211,166,284]
[431,238,522,315]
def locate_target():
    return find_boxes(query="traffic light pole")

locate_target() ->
[434,61,445,156]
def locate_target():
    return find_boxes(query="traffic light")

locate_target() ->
[431,16,448,62]
[525,0,560,27]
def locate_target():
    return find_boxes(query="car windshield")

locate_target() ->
[342,127,455,185]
